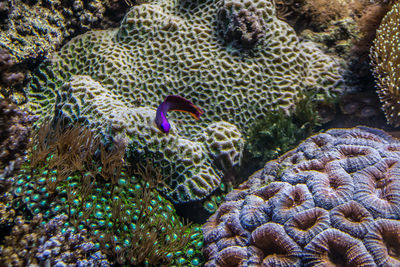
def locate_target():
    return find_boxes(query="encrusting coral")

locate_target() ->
[27,0,341,204]
[371,1,400,127]
[0,98,36,178]
[203,126,400,266]
[0,0,130,101]
[0,215,110,266]
[0,0,130,63]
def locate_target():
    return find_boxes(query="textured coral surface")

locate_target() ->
[203,126,400,266]
[0,0,128,63]
[0,98,36,178]
[0,215,110,266]
[27,0,341,204]
[371,2,400,127]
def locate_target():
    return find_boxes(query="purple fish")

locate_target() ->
[155,95,204,133]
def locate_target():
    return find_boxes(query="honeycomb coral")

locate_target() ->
[203,126,400,266]
[371,2,400,127]
[27,0,341,203]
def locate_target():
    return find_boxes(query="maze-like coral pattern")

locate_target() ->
[53,75,236,202]
[27,0,340,203]
[203,127,400,266]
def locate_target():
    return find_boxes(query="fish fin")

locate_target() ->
[165,95,204,119]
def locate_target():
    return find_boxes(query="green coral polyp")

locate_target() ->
[13,160,204,265]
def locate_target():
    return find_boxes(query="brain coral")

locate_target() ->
[203,126,400,266]
[371,2,400,127]
[27,0,341,203]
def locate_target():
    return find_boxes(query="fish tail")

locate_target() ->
[165,95,204,119]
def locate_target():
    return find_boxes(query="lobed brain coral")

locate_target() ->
[27,0,341,203]
[203,126,400,266]
[371,1,400,127]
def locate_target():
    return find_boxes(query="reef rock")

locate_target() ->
[203,126,400,266]
[27,0,341,203]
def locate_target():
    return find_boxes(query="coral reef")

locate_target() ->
[203,126,400,266]
[352,1,394,58]
[244,92,323,174]
[274,0,352,32]
[10,121,204,265]
[218,0,266,49]
[0,0,130,101]
[0,180,14,226]
[0,0,130,62]
[0,48,24,87]
[371,1,400,127]
[0,98,36,178]
[27,0,341,203]
[0,215,110,266]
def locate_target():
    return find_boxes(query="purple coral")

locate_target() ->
[364,219,400,266]
[303,229,375,266]
[329,200,374,239]
[203,127,400,265]
[284,207,330,247]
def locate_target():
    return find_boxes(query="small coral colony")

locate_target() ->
[0,0,400,266]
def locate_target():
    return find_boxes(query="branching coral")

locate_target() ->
[370,1,400,127]
[203,126,400,265]
[244,93,323,172]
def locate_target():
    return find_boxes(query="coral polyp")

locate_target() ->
[371,2,400,127]
[8,122,204,266]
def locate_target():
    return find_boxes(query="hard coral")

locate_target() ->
[0,98,36,178]
[203,126,400,265]
[27,0,341,203]
[0,215,110,266]
[371,1,400,127]
[0,0,130,101]
[0,48,24,87]
[0,0,130,62]
[218,0,265,49]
